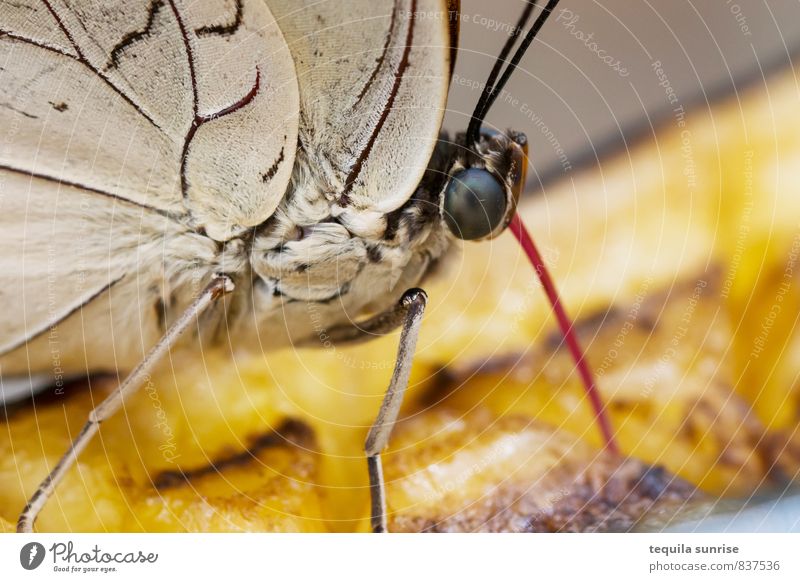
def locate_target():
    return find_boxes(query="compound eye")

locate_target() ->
[442,168,507,240]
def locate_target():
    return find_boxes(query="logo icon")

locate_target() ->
[20,542,46,570]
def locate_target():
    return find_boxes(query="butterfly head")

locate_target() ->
[440,129,528,241]
[439,0,560,242]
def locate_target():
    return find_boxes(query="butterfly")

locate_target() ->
[0,0,615,532]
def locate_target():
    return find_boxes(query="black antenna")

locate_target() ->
[466,0,560,149]
[466,1,538,146]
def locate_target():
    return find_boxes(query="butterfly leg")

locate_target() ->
[364,288,428,533]
[16,274,235,533]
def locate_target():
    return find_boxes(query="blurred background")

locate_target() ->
[445,0,800,187]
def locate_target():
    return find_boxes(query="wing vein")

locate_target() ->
[38,0,165,132]
[0,163,183,219]
[0,29,78,59]
[0,274,125,357]
[165,0,199,117]
[340,0,416,206]
[352,3,399,108]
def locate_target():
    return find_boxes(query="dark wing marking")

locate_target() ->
[340,0,417,205]
[0,101,37,119]
[261,144,285,183]
[194,0,243,37]
[353,4,399,107]
[105,0,165,70]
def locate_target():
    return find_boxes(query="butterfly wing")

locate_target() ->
[0,0,299,381]
[266,0,459,231]
[0,0,299,241]
[0,170,218,378]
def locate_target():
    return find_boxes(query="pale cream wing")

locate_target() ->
[0,0,299,241]
[266,0,456,227]
[0,168,223,378]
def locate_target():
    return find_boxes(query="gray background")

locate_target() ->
[444,0,800,187]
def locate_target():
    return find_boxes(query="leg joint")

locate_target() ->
[400,287,427,309]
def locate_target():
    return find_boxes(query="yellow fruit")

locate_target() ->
[384,410,696,532]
